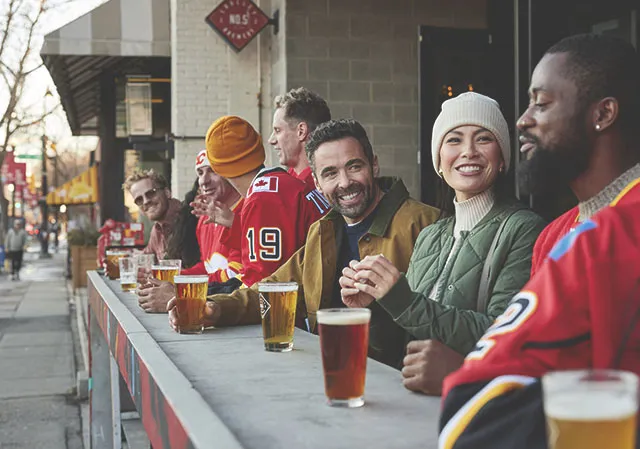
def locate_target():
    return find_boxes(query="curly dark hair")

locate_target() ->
[305,119,374,171]
[165,179,201,268]
[274,87,331,133]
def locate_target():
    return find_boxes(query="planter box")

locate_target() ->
[71,245,98,291]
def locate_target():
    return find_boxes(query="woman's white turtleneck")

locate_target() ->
[429,189,496,300]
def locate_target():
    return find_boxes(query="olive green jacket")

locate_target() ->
[210,177,441,368]
[378,198,546,355]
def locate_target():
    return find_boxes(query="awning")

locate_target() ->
[47,165,99,206]
[41,0,170,135]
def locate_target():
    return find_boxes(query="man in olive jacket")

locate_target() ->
[169,119,440,368]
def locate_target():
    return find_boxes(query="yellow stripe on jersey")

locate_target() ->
[611,177,640,206]
[228,261,243,272]
[439,375,537,449]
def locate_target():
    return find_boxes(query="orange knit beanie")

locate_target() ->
[205,116,265,178]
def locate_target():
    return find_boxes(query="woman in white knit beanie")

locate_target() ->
[340,92,546,395]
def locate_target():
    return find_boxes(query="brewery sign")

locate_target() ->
[205,0,275,52]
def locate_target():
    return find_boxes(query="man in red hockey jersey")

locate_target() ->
[439,34,640,449]
[181,149,243,282]
[137,150,245,312]
[515,35,640,276]
[202,115,329,288]
[268,87,331,186]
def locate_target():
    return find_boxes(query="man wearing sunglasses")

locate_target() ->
[123,170,181,261]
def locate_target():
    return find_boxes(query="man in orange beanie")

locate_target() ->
[201,115,329,287]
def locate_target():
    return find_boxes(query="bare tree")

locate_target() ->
[0,0,74,231]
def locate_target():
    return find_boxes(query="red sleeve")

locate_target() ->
[205,204,243,284]
[300,186,330,231]
[529,228,547,278]
[181,261,207,275]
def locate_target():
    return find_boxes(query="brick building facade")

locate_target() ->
[170,0,486,199]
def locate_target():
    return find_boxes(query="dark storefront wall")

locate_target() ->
[419,0,638,221]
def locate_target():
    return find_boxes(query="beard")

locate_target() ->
[517,126,590,196]
[329,182,375,220]
[146,196,169,221]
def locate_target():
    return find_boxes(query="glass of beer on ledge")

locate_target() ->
[105,250,128,280]
[317,308,370,408]
[118,257,137,292]
[152,259,182,284]
[174,275,208,334]
[542,369,638,449]
[258,282,298,352]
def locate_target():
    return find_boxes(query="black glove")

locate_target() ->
[207,277,243,295]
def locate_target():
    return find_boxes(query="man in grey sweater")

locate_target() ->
[5,219,27,280]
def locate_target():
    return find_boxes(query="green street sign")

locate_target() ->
[14,154,41,160]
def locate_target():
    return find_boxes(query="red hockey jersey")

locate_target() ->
[439,178,640,449]
[180,200,243,283]
[287,166,315,186]
[530,205,578,276]
[238,167,330,287]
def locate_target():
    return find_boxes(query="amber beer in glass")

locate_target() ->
[258,282,298,352]
[543,370,638,449]
[152,259,181,284]
[317,308,371,408]
[105,250,128,280]
[174,275,208,334]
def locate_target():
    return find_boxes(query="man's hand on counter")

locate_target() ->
[401,339,464,396]
[137,278,175,313]
[167,299,221,331]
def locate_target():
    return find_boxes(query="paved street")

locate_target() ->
[0,243,83,449]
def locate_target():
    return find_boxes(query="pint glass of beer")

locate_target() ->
[152,259,182,284]
[257,282,298,352]
[174,275,208,334]
[135,253,155,284]
[118,257,137,292]
[317,308,370,408]
[105,250,128,280]
[542,369,638,449]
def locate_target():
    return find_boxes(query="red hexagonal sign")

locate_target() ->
[205,0,271,52]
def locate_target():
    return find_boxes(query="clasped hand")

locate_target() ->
[339,254,401,308]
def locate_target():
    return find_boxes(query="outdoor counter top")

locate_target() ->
[87,270,441,449]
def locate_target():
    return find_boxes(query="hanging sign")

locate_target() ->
[205,0,274,52]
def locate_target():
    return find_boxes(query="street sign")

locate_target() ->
[205,0,271,52]
[14,154,41,160]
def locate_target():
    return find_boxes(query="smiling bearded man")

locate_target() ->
[124,169,181,261]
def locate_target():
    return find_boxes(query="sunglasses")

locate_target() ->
[134,188,161,207]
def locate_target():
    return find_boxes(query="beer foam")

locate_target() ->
[257,282,298,292]
[151,265,178,270]
[317,309,371,326]
[174,275,209,284]
[546,390,637,421]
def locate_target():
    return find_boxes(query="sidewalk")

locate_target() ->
[0,244,84,449]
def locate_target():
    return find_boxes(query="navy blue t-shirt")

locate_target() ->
[331,211,376,308]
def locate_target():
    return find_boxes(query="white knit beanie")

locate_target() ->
[431,92,510,176]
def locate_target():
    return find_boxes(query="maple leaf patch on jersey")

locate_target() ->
[251,176,279,194]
